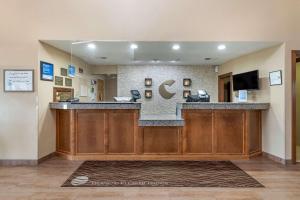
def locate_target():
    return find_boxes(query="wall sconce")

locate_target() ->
[183,78,192,87]
[145,78,152,87]
[183,90,191,98]
[145,90,152,99]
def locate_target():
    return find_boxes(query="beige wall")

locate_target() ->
[38,42,100,158]
[92,65,118,75]
[0,1,38,160]
[297,62,300,145]
[1,0,300,161]
[118,65,217,114]
[220,45,285,158]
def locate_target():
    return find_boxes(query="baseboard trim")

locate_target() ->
[0,159,38,166]
[262,152,288,165]
[0,152,56,166]
[38,152,56,164]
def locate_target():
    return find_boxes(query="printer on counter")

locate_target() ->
[186,90,210,102]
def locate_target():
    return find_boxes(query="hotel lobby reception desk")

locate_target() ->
[50,102,269,160]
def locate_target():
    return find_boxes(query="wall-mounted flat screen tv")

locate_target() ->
[233,70,259,91]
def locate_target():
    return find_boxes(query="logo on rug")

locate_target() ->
[71,176,89,186]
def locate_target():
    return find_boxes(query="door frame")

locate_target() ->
[291,50,300,164]
[218,72,232,102]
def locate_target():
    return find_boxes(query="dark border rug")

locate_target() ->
[62,161,264,187]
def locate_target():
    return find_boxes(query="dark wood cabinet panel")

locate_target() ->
[55,108,262,160]
[76,110,105,154]
[56,110,72,153]
[247,111,261,154]
[183,110,213,153]
[108,111,135,153]
[214,110,245,154]
[143,127,180,154]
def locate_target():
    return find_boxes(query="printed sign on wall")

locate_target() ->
[4,70,34,92]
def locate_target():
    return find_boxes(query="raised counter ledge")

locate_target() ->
[139,114,184,127]
[49,102,141,110]
[177,102,270,110]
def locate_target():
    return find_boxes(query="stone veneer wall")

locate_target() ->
[117,65,217,115]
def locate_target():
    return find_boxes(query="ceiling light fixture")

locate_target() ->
[172,44,180,50]
[87,43,96,49]
[130,44,138,50]
[218,44,226,50]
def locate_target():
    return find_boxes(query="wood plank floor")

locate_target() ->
[0,156,299,200]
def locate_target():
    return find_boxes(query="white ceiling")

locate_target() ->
[42,40,280,66]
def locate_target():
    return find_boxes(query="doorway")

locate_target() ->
[292,50,300,163]
[218,72,232,102]
[97,79,105,101]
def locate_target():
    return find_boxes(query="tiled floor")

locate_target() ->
[0,156,300,200]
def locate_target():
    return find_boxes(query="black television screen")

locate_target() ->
[233,70,259,91]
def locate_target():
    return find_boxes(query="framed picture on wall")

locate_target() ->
[40,61,54,81]
[183,90,191,98]
[60,68,68,76]
[65,78,72,87]
[269,70,282,86]
[4,69,34,92]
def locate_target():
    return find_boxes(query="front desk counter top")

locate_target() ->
[50,101,270,160]
[49,101,141,110]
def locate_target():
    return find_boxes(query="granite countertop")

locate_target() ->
[49,102,141,110]
[139,114,184,127]
[177,102,270,110]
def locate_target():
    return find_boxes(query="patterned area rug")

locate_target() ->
[62,161,263,187]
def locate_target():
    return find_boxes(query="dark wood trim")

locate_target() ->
[218,72,232,102]
[291,50,300,164]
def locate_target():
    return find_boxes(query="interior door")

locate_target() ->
[218,73,232,102]
[97,79,105,101]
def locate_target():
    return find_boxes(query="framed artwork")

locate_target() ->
[183,78,192,87]
[65,78,72,87]
[183,90,191,98]
[79,68,84,74]
[55,76,63,86]
[4,69,34,92]
[40,61,54,81]
[145,90,152,99]
[269,70,282,86]
[68,65,76,78]
[60,68,68,76]
[145,78,152,87]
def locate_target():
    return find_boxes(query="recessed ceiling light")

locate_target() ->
[151,59,160,63]
[172,44,180,50]
[218,44,226,50]
[87,43,96,49]
[130,44,138,50]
